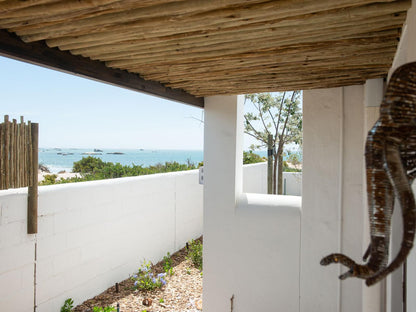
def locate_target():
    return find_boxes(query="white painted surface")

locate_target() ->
[0,170,203,311]
[302,86,366,312]
[363,81,385,312]
[203,95,301,312]
[0,189,35,312]
[389,2,416,312]
[0,161,268,311]
[242,162,302,196]
[203,95,244,312]
[234,193,301,312]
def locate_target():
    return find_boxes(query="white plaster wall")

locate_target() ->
[302,85,366,312]
[36,170,204,311]
[0,162,268,311]
[363,78,386,312]
[204,95,302,312]
[0,189,35,312]
[388,2,416,311]
[283,172,302,196]
[234,193,301,312]
[243,162,267,194]
[0,170,203,311]
[242,162,302,196]
[203,95,244,312]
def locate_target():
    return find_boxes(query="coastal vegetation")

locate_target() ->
[39,156,199,185]
[39,151,266,185]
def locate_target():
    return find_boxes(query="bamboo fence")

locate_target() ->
[0,115,38,233]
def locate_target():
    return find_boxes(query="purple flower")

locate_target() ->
[157,273,166,278]
[161,278,166,285]
[133,274,138,279]
[134,281,138,286]
[152,277,157,284]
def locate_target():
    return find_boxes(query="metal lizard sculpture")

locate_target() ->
[320,61,416,286]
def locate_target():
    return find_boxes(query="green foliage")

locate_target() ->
[60,298,74,312]
[39,174,58,186]
[159,298,164,303]
[131,260,167,291]
[72,156,106,174]
[243,151,265,164]
[283,161,301,172]
[92,307,115,312]
[40,157,198,185]
[163,252,174,276]
[187,239,203,271]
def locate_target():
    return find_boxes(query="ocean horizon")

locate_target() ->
[39,148,299,173]
[39,148,205,173]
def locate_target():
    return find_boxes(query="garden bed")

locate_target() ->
[73,239,203,312]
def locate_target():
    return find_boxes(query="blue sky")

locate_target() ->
[0,56,206,150]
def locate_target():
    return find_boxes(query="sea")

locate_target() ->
[39,148,205,173]
[39,148,300,173]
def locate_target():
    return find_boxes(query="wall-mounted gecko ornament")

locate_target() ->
[320,61,416,286]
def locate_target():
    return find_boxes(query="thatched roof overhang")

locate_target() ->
[0,0,412,108]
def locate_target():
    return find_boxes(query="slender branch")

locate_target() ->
[244,130,267,145]
[244,115,266,144]
[274,91,286,145]
[256,99,271,137]
[268,107,277,130]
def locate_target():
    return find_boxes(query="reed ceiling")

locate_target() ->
[0,0,411,106]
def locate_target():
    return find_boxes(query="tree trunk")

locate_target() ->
[267,134,273,194]
[277,153,283,195]
[273,152,278,194]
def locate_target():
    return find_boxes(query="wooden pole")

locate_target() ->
[267,134,273,194]
[0,122,4,190]
[27,122,38,234]
[4,115,9,189]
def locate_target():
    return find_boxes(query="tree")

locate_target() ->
[244,92,302,194]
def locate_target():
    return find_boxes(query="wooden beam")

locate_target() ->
[27,122,38,234]
[0,30,204,107]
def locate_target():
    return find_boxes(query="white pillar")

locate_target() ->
[388,2,416,311]
[301,85,365,312]
[203,95,244,312]
[363,78,386,312]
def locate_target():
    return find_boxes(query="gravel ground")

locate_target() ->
[73,241,203,312]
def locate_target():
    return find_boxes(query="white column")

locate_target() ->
[301,88,344,312]
[203,95,244,312]
[363,78,386,312]
[388,2,416,311]
[301,86,366,312]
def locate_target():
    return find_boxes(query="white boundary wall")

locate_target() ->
[243,162,302,196]
[0,163,287,312]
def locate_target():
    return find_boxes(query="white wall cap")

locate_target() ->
[237,193,301,214]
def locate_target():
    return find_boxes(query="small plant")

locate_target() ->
[40,174,58,185]
[163,252,174,276]
[61,298,74,312]
[131,260,167,291]
[159,298,164,303]
[92,306,116,312]
[187,239,203,271]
